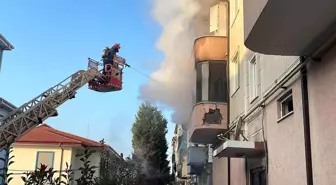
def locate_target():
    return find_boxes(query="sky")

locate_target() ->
[0,0,175,158]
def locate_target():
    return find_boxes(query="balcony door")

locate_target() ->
[250,166,266,185]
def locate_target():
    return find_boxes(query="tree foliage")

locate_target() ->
[131,102,171,185]
[98,139,145,185]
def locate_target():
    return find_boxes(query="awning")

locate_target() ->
[213,140,264,158]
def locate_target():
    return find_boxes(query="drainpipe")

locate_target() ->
[59,143,64,179]
[300,56,313,185]
[226,1,231,185]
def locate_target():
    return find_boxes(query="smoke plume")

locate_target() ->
[139,0,219,125]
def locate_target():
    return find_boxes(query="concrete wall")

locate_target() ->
[261,76,306,185]
[212,157,228,185]
[307,45,336,185]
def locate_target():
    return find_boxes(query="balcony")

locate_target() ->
[188,103,227,144]
[194,36,228,62]
[187,146,207,175]
[187,165,198,175]
[213,140,264,158]
[244,0,336,56]
[187,146,208,171]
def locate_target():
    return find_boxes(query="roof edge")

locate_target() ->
[0,34,14,50]
[0,97,17,111]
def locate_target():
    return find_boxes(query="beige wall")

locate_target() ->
[8,145,101,185]
[229,0,246,123]
[9,145,73,185]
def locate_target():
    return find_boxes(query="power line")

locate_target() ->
[126,65,160,83]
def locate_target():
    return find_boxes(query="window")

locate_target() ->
[196,61,228,103]
[35,151,54,169]
[278,90,294,119]
[231,51,240,95]
[249,56,258,102]
[250,166,266,185]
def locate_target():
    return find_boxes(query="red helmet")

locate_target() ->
[113,43,120,49]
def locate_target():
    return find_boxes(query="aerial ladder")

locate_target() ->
[0,57,127,150]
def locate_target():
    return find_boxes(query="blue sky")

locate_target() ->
[1,0,175,158]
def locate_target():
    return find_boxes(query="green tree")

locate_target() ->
[131,102,171,185]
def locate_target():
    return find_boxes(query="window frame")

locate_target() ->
[248,55,258,102]
[35,151,55,169]
[250,166,266,185]
[196,61,228,103]
[231,50,240,96]
[277,90,294,122]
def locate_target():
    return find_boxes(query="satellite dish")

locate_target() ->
[234,117,243,140]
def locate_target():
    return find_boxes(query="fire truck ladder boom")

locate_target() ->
[0,68,102,150]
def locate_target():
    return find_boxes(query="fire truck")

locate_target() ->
[0,56,127,150]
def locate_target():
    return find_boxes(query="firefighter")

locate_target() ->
[103,43,121,73]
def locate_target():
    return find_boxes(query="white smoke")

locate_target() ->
[139,0,220,125]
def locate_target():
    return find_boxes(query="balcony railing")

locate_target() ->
[188,102,228,144]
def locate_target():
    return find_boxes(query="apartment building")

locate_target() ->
[172,125,188,185]
[0,98,17,185]
[187,1,229,185]
[176,0,336,184]
[213,0,301,184]
[210,1,336,185]
[0,34,14,73]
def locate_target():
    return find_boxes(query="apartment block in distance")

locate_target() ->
[172,125,188,185]
[0,98,16,185]
[212,0,336,185]
[187,1,229,185]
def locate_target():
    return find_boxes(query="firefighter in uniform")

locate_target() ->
[102,43,121,74]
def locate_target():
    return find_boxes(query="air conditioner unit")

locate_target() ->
[209,2,228,36]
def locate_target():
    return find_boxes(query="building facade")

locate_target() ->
[8,124,120,185]
[173,0,336,185]
[172,125,188,185]
[0,98,17,185]
[187,1,229,185]
[213,0,336,185]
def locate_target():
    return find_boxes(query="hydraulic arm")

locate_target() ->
[0,67,102,150]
